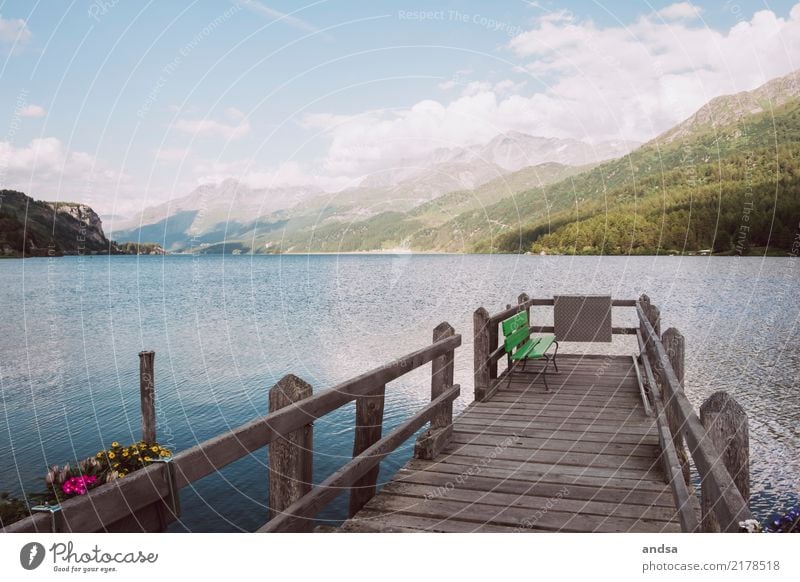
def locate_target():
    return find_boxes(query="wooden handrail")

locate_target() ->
[258,384,461,532]
[636,330,698,532]
[636,302,754,532]
[2,332,462,534]
[487,297,637,325]
[172,332,461,488]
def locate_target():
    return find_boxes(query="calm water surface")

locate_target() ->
[1,255,797,531]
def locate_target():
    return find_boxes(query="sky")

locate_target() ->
[0,0,799,218]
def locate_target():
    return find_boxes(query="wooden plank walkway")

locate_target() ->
[343,354,696,533]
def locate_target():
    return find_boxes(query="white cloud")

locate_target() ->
[196,158,350,191]
[0,138,129,210]
[153,147,190,162]
[0,15,31,45]
[173,112,251,140]
[19,104,46,118]
[505,5,800,141]
[657,2,703,21]
[298,4,800,180]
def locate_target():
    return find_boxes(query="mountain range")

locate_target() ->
[111,133,636,252]
[7,69,799,257]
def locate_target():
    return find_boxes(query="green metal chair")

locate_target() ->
[501,311,559,391]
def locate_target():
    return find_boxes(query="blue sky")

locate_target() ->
[1,1,798,217]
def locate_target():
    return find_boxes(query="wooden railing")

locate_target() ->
[473,294,639,402]
[636,294,755,532]
[3,323,461,533]
[472,293,757,533]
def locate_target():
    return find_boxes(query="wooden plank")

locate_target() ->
[403,458,671,494]
[473,307,491,402]
[463,404,644,422]
[631,355,653,416]
[700,391,749,533]
[448,433,661,458]
[635,329,698,532]
[348,385,386,518]
[4,462,170,533]
[437,453,664,482]
[415,322,456,460]
[342,509,524,533]
[455,415,657,436]
[487,393,642,408]
[258,385,461,533]
[172,333,461,488]
[661,328,691,483]
[362,493,680,533]
[1,511,51,533]
[382,481,681,523]
[442,442,660,472]
[453,425,659,447]
[268,375,314,530]
[394,466,676,507]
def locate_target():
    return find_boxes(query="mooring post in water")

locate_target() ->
[661,328,691,485]
[139,351,156,444]
[473,307,491,402]
[414,322,456,461]
[700,391,750,533]
[268,374,313,531]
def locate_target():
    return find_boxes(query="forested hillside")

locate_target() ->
[482,97,800,255]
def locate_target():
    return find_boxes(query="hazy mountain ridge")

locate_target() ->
[655,70,800,145]
[114,131,638,252]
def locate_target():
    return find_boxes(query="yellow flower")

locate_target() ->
[144,456,152,462]
[111,441,119,448]
[95,452,102,458]
[113,462,119,468]
[108,452,116,459]
[122,451,129,457]
[139,444,146,450]
[150,446,159,453]
[159,451,169,457]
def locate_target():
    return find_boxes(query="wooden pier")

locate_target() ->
[342,355,685,532]
[3,294,757,534]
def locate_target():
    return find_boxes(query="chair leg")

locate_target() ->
[552,341,559,373]
[506,359,517,390]
[541,355,550,392]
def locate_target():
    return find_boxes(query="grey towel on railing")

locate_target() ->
[554,295,612,342]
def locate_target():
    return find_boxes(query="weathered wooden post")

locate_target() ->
[518,293,530,319]
[414,322,455,460]
[474,307,491,402]
[700,391,750,532]
[640,294,661,337]
[661,328,691,485]
[349,383,386,517]
[138,351,156,444]
[268,374,313,531]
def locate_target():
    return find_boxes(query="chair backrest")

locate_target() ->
[554,295,612,342]
[501,311,529,353]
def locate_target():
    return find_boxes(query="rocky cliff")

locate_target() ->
[0,189,160,257]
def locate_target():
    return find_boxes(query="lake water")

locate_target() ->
[0,254,797,531]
